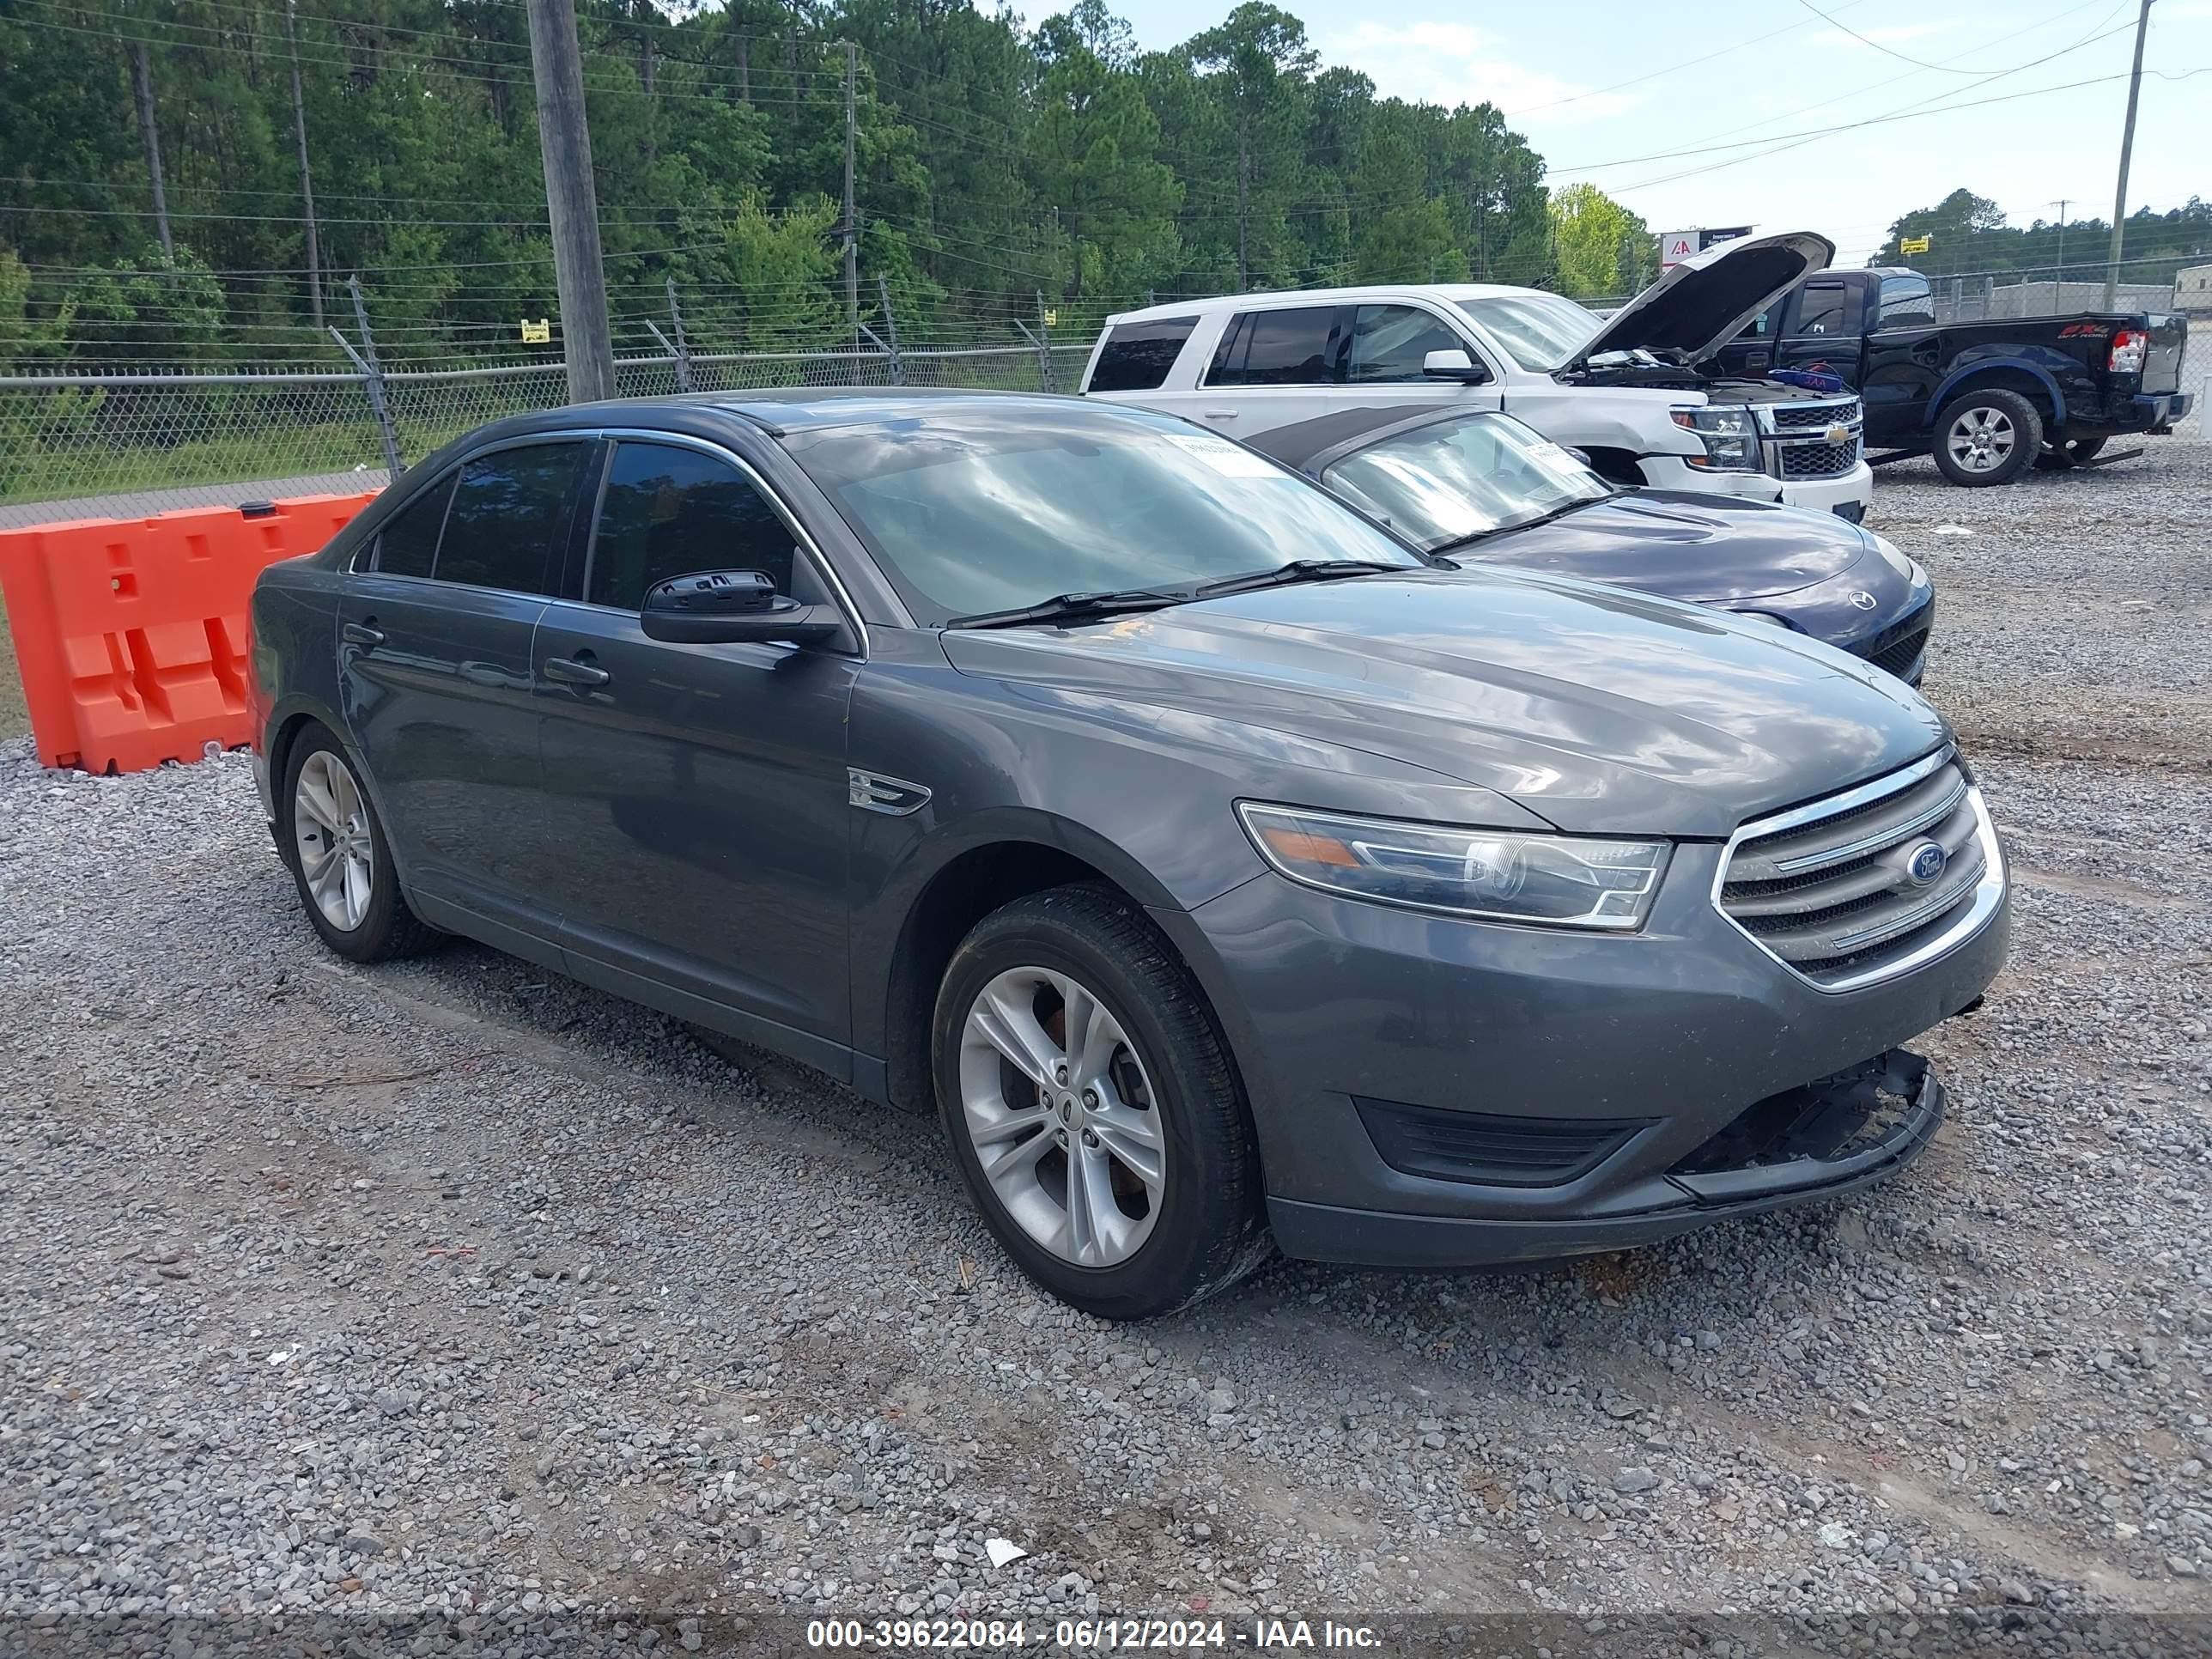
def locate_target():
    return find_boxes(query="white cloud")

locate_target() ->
[1324,21,1637,122]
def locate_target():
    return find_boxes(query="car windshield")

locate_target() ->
[1455,294,1605,371]
[781,404,1423,623]
[1320,412,1613,551]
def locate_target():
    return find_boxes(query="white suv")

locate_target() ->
[1080,231,1874,521]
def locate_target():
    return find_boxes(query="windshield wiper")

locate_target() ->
[1193,558,1406,600]
[947,588,1186,630]
[1430,496,1605,556]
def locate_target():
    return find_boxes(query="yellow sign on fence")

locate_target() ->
[520,318,551,344]
[1899,235,1931,256]
[1042,309,1058,328]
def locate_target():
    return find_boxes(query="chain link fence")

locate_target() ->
[0,342,1095,509]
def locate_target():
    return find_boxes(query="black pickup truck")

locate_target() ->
[1704,267,2192,485]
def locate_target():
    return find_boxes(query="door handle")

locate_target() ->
[1202,410,1240,419]
[342,621,385,648]
[543,655,611,688]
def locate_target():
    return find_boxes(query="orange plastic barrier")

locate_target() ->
[0,492,376,774]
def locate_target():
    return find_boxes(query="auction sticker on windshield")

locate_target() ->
[1166,431,1286,478]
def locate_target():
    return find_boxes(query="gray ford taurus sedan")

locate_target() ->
[249,390,2009,1319]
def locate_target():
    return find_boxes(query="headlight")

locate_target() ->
[1670,404,1760,471]
[1237,803,1670,930]
[1867,532,1924,586]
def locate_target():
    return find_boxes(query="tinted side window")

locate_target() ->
[372,471,456,578]
[588,442,797,611]
[435,443,585,595]
[1211,306,1337,386]
[1088,316,1199,392]
[1875,276,1935,330]
[1789,284,1852,337]
[1346,304,1476,383]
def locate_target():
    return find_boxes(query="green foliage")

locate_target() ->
[0,0,1572,368]
[1877,189,2212,283]
[1548,183,1650,301]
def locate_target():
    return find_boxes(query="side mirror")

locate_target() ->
[1422,347,1488,384]
[1565,446,1594,466]
[640,568,841,647]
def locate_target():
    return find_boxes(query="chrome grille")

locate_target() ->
[1716,749,2002,991]
[1771,397,1862,428]
[1778,438,1861,477]
[1761,397,1862,482]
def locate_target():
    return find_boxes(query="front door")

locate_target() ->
[532,438,860,1057]
[1770,280,1860,386]
[336,439,592,925]
[1335,301,1505,420]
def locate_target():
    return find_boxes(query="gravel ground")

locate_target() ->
[3,441,2210,1655]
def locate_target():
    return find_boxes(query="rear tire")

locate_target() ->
[1931,388,2042,486]
[2035,434,2108,470]
[278,725,441,963]
[933,883,1268,1319]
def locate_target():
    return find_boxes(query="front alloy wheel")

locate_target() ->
[959,965,1168,1267]
[933,884,1267,1319]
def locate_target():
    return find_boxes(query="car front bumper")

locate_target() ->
[1158,835,2008,1270]
[1637,454,1875,519]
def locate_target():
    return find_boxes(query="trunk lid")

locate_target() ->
[1571,231,1835,370]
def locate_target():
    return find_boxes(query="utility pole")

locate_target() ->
[129,42,173,258]
[284,1,323,329]
[526,0,616,404]
[842,40,859,340]
[2104,0,2154,311]
[2047,198,2069,292]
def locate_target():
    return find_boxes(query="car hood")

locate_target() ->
[1470,489,1872,603]
[1572,231,1833,369]
[938,568,1946,839]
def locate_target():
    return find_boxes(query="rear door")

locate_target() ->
[1860,274,1943,441]
[1337,301,1504,420]
[532,435,860,1061]
[1188,303,1343,438]
[337,437,592,929]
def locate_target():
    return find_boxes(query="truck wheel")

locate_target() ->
[1932,389,2043,486]
[2035,435,2108,470]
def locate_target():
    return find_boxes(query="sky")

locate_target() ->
[1100,0,2212,269]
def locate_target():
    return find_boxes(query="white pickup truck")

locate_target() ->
[1080,230,1875,521]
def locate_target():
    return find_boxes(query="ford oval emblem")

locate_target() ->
[1905,841,1948,887]
[1847,589,1878,611]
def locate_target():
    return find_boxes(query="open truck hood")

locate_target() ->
[1571,231,1834,369]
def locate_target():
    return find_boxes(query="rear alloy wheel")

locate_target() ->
[934,884,1267,1319]
[2036,434,2109,470]
[1931,388,2042,486]
[280,726,441,963]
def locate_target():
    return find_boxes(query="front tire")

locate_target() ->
[1932,388,2042,486]
[933,884,1267,1319]
[279,726,441,963]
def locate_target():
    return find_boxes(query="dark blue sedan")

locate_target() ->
[1250,405,1935,684]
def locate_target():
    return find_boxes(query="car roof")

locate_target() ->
[427,387,1119,451]
[1245,404,1491,471]
[1102,283,1558,326]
